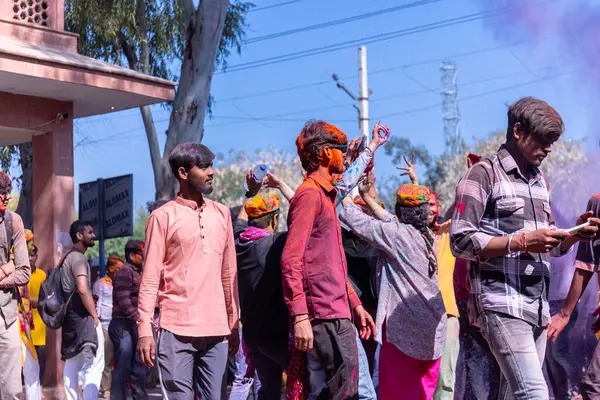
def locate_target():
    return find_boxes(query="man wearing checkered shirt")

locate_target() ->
[450,97,599,399]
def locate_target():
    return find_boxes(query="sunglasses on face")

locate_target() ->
[326,143,348,153]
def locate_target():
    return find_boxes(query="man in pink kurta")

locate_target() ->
[136,143,239,400]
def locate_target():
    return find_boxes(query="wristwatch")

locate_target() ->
[245,191,255,199]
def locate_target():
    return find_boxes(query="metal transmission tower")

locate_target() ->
[440,61,463,155]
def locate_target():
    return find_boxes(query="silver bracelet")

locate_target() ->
[507,235,514,255]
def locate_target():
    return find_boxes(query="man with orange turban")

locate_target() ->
[93,254,124,398]
[233,170,294,400]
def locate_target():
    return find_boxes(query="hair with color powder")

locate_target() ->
[169,143,215,179]
[506,97,564,142]
[296,120,348,172]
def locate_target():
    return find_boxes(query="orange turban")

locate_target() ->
[245,192,280,218]
[396,185,431,207]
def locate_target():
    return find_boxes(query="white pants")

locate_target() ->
[64,323,105,400]
[22,341,41,400]
[0,320,21,400]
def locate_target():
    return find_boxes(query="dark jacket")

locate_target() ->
[342,227,380,315]
[234,220,289,347]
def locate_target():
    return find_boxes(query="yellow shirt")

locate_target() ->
[27,268,47,346]
[435,221,459,317]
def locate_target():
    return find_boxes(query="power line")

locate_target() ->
[375,67,580,120]
[207,64,577,128]
[243,0,441,44]
[216,42,526,103]
[249,0,303,13]
[218,7,513,74]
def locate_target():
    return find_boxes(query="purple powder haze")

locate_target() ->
[476,0,600,380]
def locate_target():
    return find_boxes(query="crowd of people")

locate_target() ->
[0,96,599,400]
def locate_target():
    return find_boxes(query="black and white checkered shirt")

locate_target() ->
[450,146,566,327]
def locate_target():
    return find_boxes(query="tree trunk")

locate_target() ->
[155,0,230,200]
[16,142,33,228]
[133,0,163,192]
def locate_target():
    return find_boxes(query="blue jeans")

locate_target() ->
[356,328,377,400]
[108,319,148,400]
[478,311,548,400]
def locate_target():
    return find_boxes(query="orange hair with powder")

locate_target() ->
[296,120,348,172]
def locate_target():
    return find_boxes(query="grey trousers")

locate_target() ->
[157,329,228,400]
[0,319,21,400]
[478,311,548,400]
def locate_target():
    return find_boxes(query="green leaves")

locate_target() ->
[64,0,253,79]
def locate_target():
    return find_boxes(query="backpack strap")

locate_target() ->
[57,247,84,300]
[2,211,12,262]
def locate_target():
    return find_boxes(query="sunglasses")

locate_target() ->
[326,143,348,153]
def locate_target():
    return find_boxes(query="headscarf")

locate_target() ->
[396,184,431,207]
[396,184,438,277]
[245,192,280,218]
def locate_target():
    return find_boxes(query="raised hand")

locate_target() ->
[358,171,375,195]
[264,172,281,189]
[345,137,363,166]
[369,120,390,151]
[397,153,418,185]
[245,168,263,196]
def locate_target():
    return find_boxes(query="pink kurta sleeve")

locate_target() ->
[137,213,165,338]
[221,211,239,331]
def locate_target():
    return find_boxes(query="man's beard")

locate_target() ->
[189,176,214,195]
[331,160,345,175]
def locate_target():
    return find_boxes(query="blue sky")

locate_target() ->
[72,0,598,209]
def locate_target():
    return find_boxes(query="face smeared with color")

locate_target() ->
[186,163,214,195]
[323,123,348,174]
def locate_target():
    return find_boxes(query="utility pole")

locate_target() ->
[440,61,463,154]
[332,46,370,138]
[358,46,369,138]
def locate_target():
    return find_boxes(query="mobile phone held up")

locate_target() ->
[563,222,591,234]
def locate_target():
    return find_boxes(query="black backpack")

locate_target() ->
[38,248,79,329]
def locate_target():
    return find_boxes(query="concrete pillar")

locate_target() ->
[32,101,74,395]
